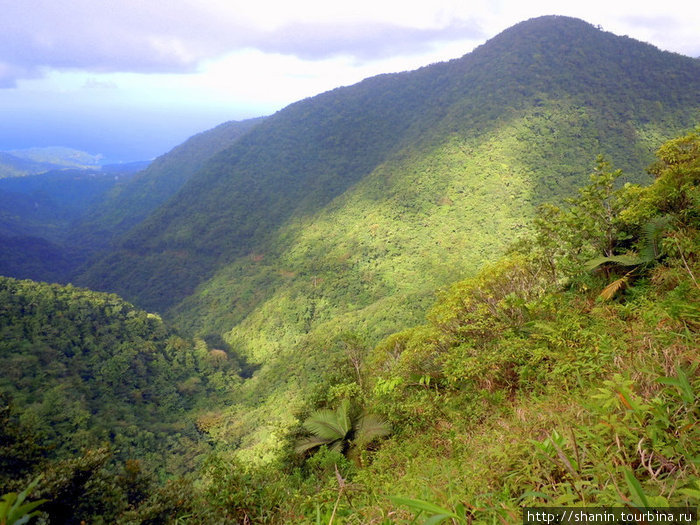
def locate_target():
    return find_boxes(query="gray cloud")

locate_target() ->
[0,1,484,87]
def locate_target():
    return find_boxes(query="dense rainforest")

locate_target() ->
[0,15,699,525]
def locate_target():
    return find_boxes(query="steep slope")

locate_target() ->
[0,169,139,283]
[0,169,132,241]
[73,16,700,462]
[0,277,241,479]
[79,16,700,317]
[68,117,264,252]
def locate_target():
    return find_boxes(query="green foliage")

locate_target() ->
[0,478,45,525]
[77,16,700,317]
[63,18,700,468]
[296,399,391,464]
[0,277,240,486]
[2,17,700,524]
[70,117,263,255]
[389,496,470,524]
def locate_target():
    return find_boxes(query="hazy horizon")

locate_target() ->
[2,2,698,163]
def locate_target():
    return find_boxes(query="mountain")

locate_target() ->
[73,15,700,460]
[4,129,697,524]
[0,169,134,241]
[6,147,103,170]
[79,16,700,317]
[67,117,264,253]
[0,151,64,178]
[3,16,699,522]
[0,119,262,285]
[0,168,140,283]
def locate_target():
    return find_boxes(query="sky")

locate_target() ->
[1,0,699,163]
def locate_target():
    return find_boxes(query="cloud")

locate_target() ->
[0,0,484,88]
[614,14,700,57]
[256,20,485,60]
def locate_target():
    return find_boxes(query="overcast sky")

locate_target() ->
[1,0,698,162]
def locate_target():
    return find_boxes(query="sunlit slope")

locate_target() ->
[167,108,696,463]
[78,15,700,326]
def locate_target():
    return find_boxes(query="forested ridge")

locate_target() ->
[1,14,699,525]
[77,16,700,315]
[67,117,265,255]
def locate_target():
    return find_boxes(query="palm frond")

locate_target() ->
[303,409,349,441]
[599,269,636,301]
[639,215,672,261]
[336,399,352,436]
[354,413,391,447]
[294,435,334,454]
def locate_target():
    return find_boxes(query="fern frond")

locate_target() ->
[599,268,636,300]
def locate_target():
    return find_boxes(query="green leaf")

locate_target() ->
[389,496,459,518]
[678,488,700,499]
[294,435,334,454]
[303,409,348,441]
[0,476,46,525]
[355,413,391,447]
[584,255,645,272]
[424,514,457,525]
[623,468,650,508]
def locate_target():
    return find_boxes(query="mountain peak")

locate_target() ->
[77,17,700,313]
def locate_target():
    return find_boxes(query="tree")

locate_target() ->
[526,156,631,281]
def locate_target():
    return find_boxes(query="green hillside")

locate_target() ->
[79,16,700,317]
[0,169,133,241]
[3,15,700,523]
[71,16,700,461]
[4,128,697,525]
[0,168,145,283]
[0,276,248,486]
[69,117,265,253]
[0,152,63,178]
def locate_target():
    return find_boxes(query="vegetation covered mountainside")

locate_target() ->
[69,117,265,253]
[0,277,241,479]
[2,129,698,524]
[0,119,262,285]
[1,14,699,525]
[0,169,140,282]
[0,169,135,242]
[0,152,63,179]
[78,17,700,318]
[68,16,700,465]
